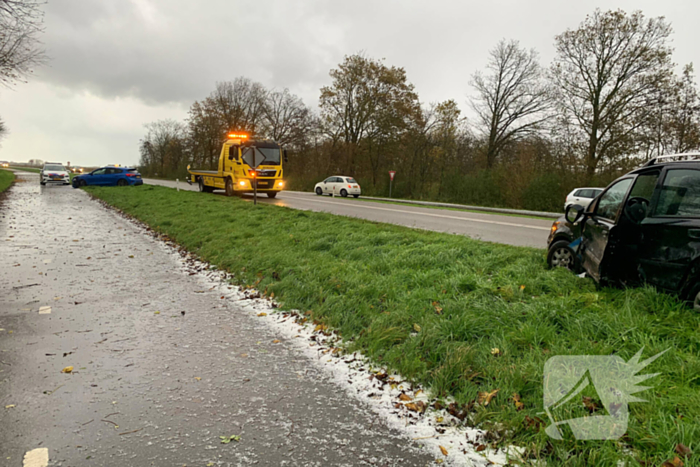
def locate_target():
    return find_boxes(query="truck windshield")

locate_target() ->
[255,147,280,165]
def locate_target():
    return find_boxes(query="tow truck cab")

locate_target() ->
[188,133,287,198]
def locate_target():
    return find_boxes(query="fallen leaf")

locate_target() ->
[661,457,684,467]
[272,339,281,344]
[432,301,443,314]
[154,311,160,315]
[435,416,444,423]
[413,323,421,333]
[61,366,73,374]
[439,445,448,456]
[675,444,692,457]
[512,394,524,411]
[194,377,201,381]
[478,389,500,406]
[399,394,413,402]
[476,444,486,452]
[490,348,501,356]
[257,312,267,317]
[5,404,15,409]
[128,255,134,258]
[405,401,427,413]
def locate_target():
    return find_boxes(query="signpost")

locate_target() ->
[241,148,266,205]
[389,171,396,198]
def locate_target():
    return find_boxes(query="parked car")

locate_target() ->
[547,152,700,308]
[314,176,361,198]
[564,187,603,210]
[72,166,143,188]
[40,162,71,185]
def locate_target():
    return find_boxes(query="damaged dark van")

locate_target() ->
[547,153,700,308]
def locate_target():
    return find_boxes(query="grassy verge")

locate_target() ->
[86,184,699,466]
[0,169,15,193]
[9,166,40,173]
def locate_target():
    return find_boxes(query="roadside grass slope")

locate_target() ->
[86,185,700,466]
[0,169,15,193]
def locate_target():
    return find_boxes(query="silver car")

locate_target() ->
[40,163,71,186]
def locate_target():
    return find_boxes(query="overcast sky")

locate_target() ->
[0,0,698,167]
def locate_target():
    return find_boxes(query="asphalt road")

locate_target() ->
[0,172,433,466]
[143,178,553,248]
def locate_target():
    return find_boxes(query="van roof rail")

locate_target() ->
[644,153,700,166]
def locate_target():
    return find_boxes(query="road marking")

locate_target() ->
[280,195,551,231]
[23,448,48,467]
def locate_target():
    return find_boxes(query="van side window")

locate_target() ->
[655,169,700,217]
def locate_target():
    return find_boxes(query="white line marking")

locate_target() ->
[280,195,551,231]
[23,448,48,467]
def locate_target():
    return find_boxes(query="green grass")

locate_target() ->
[85,184,699,466]
[0,169,15,193]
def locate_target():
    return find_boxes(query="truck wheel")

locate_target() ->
[267,192,277,198]
[547,240,580,272]
[225,178,234,197]
[315,187,322,196]
[340,189,348,197]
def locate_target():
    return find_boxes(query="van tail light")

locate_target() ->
[348,185,352,188]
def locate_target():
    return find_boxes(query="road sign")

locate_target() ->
[242,148,266,168]
[389,170,396,181]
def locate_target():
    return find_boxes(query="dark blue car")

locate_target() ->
[72,166,143,188]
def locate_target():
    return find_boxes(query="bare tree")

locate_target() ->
[140,119,188,177]
[210,78,268,137]
[0,0,46,86]
[470,39,550,168]
[551,9,673,181]
[263,88,316,149]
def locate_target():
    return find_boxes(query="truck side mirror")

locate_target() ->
[283,149,288,163]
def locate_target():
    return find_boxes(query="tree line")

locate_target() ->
[138,9,700,212]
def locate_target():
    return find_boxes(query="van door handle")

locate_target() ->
[688,229,700,239]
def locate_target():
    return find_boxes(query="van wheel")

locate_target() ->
[225,178,234,197]
[547,240,580,272]
[315,187,323,195]
[340,189,348,197]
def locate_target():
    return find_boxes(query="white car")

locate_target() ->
[564,187,603,210]
[40,163,71,186]
[315,176,361,198]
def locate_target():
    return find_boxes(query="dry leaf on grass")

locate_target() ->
[478,389,499,406]
[439,445,448,456]
[661,457,684,467]
[61,366,73,374]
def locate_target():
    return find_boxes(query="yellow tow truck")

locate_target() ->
[187,133,287,198]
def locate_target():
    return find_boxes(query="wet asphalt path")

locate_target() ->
[0,172,432,466]
[142,178,551,248]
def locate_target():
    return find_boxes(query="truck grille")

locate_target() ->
[256,170,277,178]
